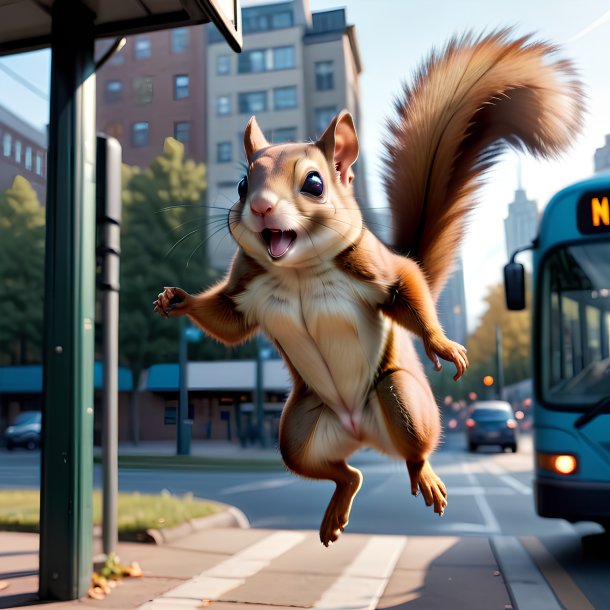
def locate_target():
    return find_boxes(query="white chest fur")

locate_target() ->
[234,264,389,426]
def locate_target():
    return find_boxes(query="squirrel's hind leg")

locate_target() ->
[372,369,447,516]
[279,386,362,546]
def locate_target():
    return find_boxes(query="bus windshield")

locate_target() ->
[541,241,610,407]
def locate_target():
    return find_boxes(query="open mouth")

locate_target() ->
[261,228,297,259]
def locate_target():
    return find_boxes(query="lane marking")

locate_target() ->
[520,536,596,610]
[491,536,563,610]
[139,531,306,609]
[220,477,297,495]
[481,460,532,495]
[314,535,407,610]
[461,461,501,534]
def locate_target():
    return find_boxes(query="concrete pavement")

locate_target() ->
[0,527,514,610]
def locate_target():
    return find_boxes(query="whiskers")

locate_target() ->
[158,199,240,269]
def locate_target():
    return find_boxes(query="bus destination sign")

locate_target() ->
[577,192,610,234]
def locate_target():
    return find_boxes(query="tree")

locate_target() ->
[0,176,45,364]
[118,138,252,387]
[464,278,532,396]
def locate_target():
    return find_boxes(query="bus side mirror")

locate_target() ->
[504,262,526,310]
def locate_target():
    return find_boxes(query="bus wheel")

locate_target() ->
[468,442,478,453]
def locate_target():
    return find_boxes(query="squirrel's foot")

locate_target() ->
[319,470,362,546]
[407,459,447,517]
[153,286,191,319]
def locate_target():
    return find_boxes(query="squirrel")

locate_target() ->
[154,30,584,546]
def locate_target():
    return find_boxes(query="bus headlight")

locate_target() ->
[539,453,578,475]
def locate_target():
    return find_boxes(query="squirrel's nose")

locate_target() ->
[250,197,275,216]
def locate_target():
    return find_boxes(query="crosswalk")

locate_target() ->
[136,528,576,610]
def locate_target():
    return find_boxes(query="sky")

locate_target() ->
[2,0,610,332]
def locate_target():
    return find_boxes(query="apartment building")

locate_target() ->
[0,105,46,202]
[96,26,207,168]
[206,0,368,268]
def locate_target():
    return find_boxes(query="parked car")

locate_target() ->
[465,401,517,452]
[4,411,42,450]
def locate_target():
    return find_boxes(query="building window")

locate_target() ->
[134,37,151,59]
[174,74,190,100]
[238,49,267,74]
[3,132,11,157]
[217,141,232,163]
[171,27,189,53]
[35,152,43,176]
[24,146,32,170]
[272,11,293,29]
[133,77,153,104]
[105,80,123,102]
[174,121,190,144]
[315,61,334,91]
[315,106,338,136]
[239,91,267,114]
[273,86,297,110]
[217,54,231,75]
[132,122,149,147]
[217,95,231,116]
[273,46,295,70]
[14,140,21,163]
[271,127,297,143]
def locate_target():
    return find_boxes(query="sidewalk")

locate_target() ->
[0,526,512,610]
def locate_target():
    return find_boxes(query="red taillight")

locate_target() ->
[506,419,517,429]
[466,418,475,428]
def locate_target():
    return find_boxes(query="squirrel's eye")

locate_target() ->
[238,176,248,199]
[301,171,324,197]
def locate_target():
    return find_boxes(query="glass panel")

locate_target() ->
[541,242,610,406]
[239,91,267,114]
[217,55,231,75]
[273,46,295,70]
[315,61,334,91]
[314,106,337,136]
[273,86,297,110]
[171,28,189,53]
[132,122,149,147]
[174,75,189,100]
[217,95,231,116]
[133,77,152,104]
[134,37,151,59]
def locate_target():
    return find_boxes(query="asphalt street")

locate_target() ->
[1,432,609,608]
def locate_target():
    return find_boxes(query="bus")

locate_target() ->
[505,174,610,531]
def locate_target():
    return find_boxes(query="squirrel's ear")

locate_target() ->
[317,110,359,186]
[244,116,269,162]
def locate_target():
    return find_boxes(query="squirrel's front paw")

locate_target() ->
[153,287,191,319]
[425,335,469,381]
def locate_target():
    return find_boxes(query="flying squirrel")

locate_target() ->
[154,30,584,545]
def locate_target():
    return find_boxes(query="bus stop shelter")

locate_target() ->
[0,0,242,601]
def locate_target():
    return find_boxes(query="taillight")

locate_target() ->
[466,418,475,428]
[538,453,578,475]
[506,419,517,429]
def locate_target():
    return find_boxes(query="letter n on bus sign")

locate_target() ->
[577,192,610,234]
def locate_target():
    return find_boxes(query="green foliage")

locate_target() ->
[0,176,45,364]
[119,138,250,380]
[464,278,532,396]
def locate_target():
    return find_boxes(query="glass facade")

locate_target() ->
[239,91,267,114]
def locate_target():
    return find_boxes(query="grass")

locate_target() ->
[0,489,220,534]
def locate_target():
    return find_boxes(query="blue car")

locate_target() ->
[4,411,42,450]
[465,401,518,453]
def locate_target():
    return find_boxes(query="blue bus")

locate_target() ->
[505,174,610,531]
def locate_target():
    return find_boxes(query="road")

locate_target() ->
[1,432,609,609]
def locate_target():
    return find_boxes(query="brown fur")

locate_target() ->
[154,31,584,545]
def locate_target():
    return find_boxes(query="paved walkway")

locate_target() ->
[0,528,512,610]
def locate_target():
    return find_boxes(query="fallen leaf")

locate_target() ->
[0,581,9,591]
[88,586,106,600]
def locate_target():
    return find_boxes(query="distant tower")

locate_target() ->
[594,135,610,173]
[504,170,538,260]
[437,258,468,347]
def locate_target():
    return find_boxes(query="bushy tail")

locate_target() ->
[383,29,585,299]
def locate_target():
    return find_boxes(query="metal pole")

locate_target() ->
[496,325,505,400]
[97,135,122,558]
[39,0,96,600]
[177,317,191,455]
[255,336,266,447]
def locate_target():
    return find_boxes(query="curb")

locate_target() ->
[118,501,250,545]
